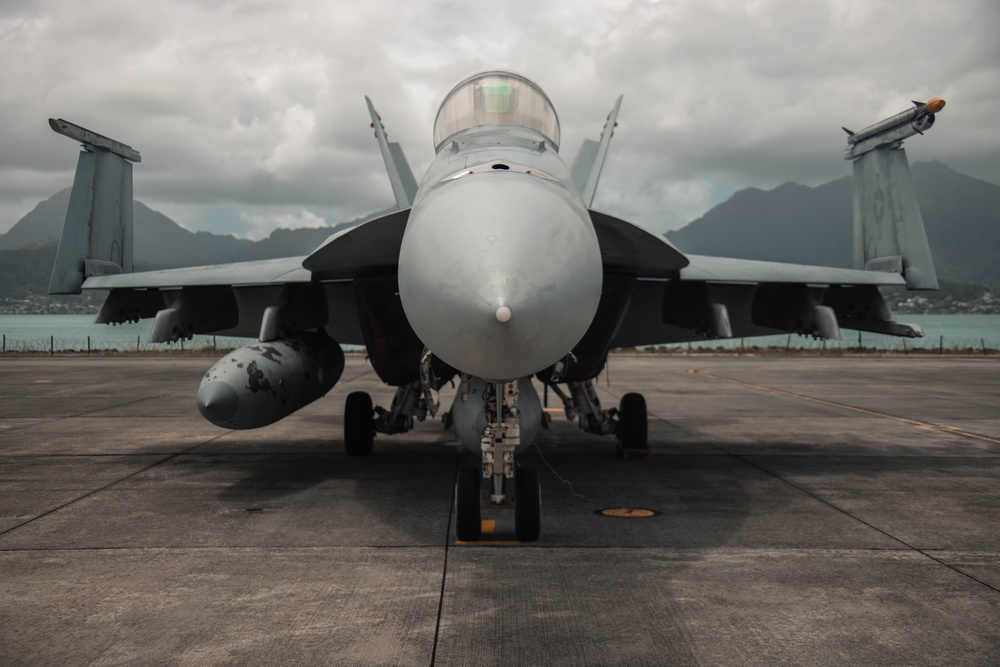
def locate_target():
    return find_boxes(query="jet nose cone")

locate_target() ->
[197,381,239,425]
[398,173,603,380]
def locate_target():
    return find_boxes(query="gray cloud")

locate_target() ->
[1,0,997,237]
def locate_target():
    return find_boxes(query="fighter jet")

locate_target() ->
[47,70,945,541]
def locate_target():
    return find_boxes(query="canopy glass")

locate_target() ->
[433,71,560,150]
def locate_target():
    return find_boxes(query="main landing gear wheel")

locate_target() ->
[455,466,482,542]
[344,391,375,456]
[515,466,541,542]
[618,392,648,454]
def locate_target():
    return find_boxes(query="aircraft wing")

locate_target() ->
[81,206,410,291]
[678,254,906,285]
[79,253,363,345]
[83,256,311,289]
[609,247,917,348]
[65,201,412,345]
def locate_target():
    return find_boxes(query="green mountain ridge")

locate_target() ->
[0,188,356,269]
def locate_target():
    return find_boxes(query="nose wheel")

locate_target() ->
[454,464,541,542]
[514,466,540,541]
[454,379,541,542]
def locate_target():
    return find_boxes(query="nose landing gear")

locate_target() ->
[454,379,541,542]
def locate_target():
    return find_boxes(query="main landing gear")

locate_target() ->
[342,371,441,456]
[343,391,376,455]
[616,391,648,456]
[454,379,541,542]
[544,379,649,456]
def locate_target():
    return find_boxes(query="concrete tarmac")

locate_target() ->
[1,354,998,665]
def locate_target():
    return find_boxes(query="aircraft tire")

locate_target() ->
[619,392,648,451]
[515,466,541,541]
[344,391,375,456]
[455,466,482,542]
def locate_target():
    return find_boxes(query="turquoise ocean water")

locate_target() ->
[0,314,252,352]
[1,313,998,353]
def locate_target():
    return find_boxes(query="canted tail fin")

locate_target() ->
[845,99,944,290]
[365,97,417,210]
[47,119,140,294]
[571,95,622,207]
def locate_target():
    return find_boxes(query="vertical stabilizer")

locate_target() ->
[852,146,937,290]
[570,139,599,194]
[47,119,140,295]
[845,99,944,291]
[366,97,417,209]
[572,96,622,207]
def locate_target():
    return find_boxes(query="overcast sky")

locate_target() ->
[1,0,998,239]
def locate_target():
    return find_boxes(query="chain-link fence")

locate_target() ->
[0,333,250,354]
[2,314,997,355]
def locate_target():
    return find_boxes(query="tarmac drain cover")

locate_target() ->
[596,507,659,518]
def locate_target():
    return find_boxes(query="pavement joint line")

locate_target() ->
[0,433,229,539]
[429,454,459,667]
[687,368,1000,446]
[61,395,181,421]
[338,368,376,385]
[659,370,1000,595]
[0,396,188,431]
[729,450,1000,595]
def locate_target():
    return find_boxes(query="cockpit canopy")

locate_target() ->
[433,71,560,150]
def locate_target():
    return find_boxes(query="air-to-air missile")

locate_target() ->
[843,98,945,160]
[197,332,344,429]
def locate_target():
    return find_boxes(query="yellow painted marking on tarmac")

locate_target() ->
[687,368,1000,446]
[34,380,53,383]
[454,521,520,546]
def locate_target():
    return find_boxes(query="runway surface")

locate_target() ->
[1,354,998,665]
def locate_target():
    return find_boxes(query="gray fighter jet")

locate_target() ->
[46,70,946,541]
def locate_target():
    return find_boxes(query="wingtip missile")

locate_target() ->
[48,118,142,162]
[843,96,946,160]
[925,97,946,113]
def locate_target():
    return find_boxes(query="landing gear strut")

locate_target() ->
[342,369,440,456]
[544,379,650,457]
[453,378,541,542]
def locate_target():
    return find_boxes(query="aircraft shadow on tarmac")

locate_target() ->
[192,413,997,550]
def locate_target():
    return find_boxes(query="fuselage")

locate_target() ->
[397,72,603,381]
